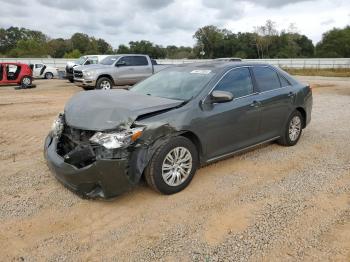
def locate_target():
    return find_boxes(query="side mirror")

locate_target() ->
[116,61,126,67]
[85,60,92,65]
[210,90,233,103]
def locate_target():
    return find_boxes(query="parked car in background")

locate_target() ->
[215,57,242,62]
[29,63,59,79]
[0,62,34,88]
[45,61,312,199]
[73,54,171,90]
[65,55,109,83]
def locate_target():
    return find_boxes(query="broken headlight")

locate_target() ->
[89,127,144,149]
[51,113,64,137]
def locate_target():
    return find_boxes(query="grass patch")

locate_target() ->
[284,68,350,77]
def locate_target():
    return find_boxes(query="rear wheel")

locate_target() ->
[144,136,198,194]
[278,110,303,146]
[45,72,53,79]
[96,77,113,90]
[21,76,32,88]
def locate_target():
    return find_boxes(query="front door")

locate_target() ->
[200,67,262,160]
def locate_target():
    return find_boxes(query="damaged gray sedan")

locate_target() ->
[44,62,312,199]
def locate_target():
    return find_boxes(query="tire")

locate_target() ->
[144,136,199,195]
[96,77,113,90]
[45,72,53,79]
[21,76,32,88]
[278,110,303,146]
[68,78,74,83]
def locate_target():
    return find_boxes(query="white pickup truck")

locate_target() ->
[73,54,170,90]
[65,55,110,83]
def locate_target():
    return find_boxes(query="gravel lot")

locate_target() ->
[0,77,349,261]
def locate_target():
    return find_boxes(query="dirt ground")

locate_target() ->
[0,77,349,261]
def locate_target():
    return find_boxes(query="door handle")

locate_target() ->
[250,100,261,107]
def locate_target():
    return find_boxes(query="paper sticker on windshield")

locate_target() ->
[190,70,211,74]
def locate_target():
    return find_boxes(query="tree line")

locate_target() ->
[0,21,349,59]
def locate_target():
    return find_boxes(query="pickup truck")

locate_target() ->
[73,54,170,90]
[66,55,110,83]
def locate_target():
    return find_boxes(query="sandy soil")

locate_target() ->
[0,77,349,261]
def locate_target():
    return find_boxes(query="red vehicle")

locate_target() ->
[0,62,34,88]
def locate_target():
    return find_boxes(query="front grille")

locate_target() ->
[74,70,83,78]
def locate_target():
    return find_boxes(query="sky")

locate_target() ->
[0,0,349,48]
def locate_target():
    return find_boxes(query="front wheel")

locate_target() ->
[21,76,32,88]
[278,110,303,146]
[96,77,113,90]
[144,136,198,195]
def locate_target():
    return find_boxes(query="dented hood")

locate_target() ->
[64,89,183,131]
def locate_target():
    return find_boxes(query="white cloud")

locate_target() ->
[0,0,349,47]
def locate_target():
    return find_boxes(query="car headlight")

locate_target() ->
[89,127,144,149]
[84,71,93,77]
[51,113,64,137]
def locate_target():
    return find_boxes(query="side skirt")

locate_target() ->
[205,136,280,164]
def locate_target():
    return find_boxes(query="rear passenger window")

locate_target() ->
[279,75,291,87]
[132,56,148,66]
[215,67,254,98]
[253,67,281,92]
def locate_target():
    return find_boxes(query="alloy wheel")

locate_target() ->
[162,147,192,187]
[289,116,302,142]
[100,80,111,90]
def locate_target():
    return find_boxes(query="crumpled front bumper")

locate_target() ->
[44,135,134,199]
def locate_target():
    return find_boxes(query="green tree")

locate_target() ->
[193,25,224,58]
[64,49,82,58]
[47,38,71,58]
[96,38,113,54]
[71,33,90,54]
[9,39,48,57]
[316,26,350,57]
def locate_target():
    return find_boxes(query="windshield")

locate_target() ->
[75,56,87,65]
[100,56,121,65]
[130,68,215,100]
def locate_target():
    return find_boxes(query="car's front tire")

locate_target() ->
[96,77,113,90]
[278,110,303,146]
[144,136,198,195]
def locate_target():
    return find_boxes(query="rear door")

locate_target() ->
[6,64,21,83]
[252,66,295,140]
[201,67,262,159]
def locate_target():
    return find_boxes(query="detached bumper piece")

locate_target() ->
[44,126,134,199]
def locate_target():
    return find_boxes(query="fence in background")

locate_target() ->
[1,57,350,69]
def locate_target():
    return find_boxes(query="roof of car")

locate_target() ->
[174,61,271,72]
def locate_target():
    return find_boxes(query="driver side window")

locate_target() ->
[118,56,133,66]
[215,67,254,98]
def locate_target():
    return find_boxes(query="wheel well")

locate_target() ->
[97,74,113,83]
[180,131,203,161]
[296,107,306,128]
